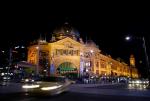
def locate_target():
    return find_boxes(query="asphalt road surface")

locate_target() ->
[0,91,150,101]
[0,83,150,101]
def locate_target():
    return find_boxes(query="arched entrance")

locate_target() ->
[57,62,78,79]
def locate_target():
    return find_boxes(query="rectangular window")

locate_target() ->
[63,50,66,55]
[111,64,117,70]
[96,62,99,67]
[96,70,99,75]
[101,63,106,68]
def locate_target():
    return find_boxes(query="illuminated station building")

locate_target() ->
[27,23,139,79]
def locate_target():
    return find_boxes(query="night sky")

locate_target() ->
[0,2,150,77]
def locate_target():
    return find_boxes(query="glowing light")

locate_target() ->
[41,85,62,90]
[132,81,135,83]
[25,79,29,82]
[90,50,93,53]
[80,52,83,56]
[36,46,39,49]
[136,80,140,84]
[21,46,25,48]
[15,46,19,49]
[86,69,88,72]
[1,73,4,76]
[125,36,131,41]
[129,81,132,83]
[22,84,40,89]
[3,77,10,80]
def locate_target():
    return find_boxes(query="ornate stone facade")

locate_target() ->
[27,24,139,78]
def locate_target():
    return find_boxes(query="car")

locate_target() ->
[128,79,149,84]
[2,76,11,81]
[22,76,71,96]
[21,78,35,83]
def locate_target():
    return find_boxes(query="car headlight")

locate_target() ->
[22,84,40,89]
[132,81,135,83]
[143,81,146,84]
[25,79,29,82]
[41,85,62,91]
[136,80,140,84]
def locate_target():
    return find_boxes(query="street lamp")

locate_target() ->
[125,36,150,84]
[125,36,131,41]
[36,46,39,75]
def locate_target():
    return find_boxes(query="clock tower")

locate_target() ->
[130,54,135,67]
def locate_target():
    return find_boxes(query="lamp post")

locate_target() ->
[36,46,39,76]
[125,36,150,84]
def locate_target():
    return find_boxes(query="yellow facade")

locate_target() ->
[27,25,139,78]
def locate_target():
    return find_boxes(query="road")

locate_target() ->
[69,83,150,97]
[0,83,150,101]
